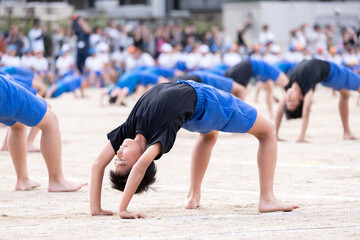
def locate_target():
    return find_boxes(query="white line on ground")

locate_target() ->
[1,216,360,240]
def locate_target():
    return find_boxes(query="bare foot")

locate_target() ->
[343,133,358,140]
[259,196,299,213]
[48,179,87,192]
[27,144,41,152]
[185,194,201,209]
[15,179,41,191]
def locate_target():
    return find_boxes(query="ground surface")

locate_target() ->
[1,86,359,240]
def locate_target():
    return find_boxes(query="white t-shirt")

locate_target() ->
[98,52,110,66]
[198,53,216,69]
[20,55,36,69]
[111,51,127,68]
[85,56,103,71]
[184,52,200,70]
[223,52,242,67]
[342,53,359,66]
[125,52,155,71]
[258,31,275,45]
[33,57,49,71]
[104,27,120,50]
[56,54,75,76]
[263,53,282,65]
[1,54,21,67]
[158,53,176,69]
[326,54,342,66]
[28,28,45,52]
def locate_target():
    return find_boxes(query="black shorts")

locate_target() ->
[225,60,253,87]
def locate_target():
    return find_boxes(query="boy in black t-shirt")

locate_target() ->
[90,81,298,219]
[275,59,360,142]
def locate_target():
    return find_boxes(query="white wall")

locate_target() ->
[223,1,360,48]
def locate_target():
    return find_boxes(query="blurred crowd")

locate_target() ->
[0,16,359,89]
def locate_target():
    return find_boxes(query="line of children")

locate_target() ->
[275,59,360,142]
[224,58,289,120]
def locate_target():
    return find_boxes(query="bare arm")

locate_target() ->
[78,18,92,34]
[118,143,162,219]
[90,141,115,215]
[297,90,314,142]
[275,97,286,141]
[275,73,289,89]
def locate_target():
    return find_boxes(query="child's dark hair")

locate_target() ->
[109,96,117,104]
[109,161,157,194]
[284,100,304,119]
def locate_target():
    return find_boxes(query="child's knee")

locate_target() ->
[252,116,276,141]
[37,109,59,130]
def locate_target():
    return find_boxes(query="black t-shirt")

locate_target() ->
[288,59,330,95]
[107,82,197,160]
[224,60,253,86]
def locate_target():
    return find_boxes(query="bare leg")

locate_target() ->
[45,85,57,98]
[2,127,40,152]
[88,72,97,86]
[1,128,9,151]
[247,114,299,212]
[115,88,129,106]
[8,123,41,190]
[231,82,247,100]
[264,81,274,121]
[339,90,357,140]
[356,92,360,106]
[186,131,218,209]
[254,81,263,103]
[36,109,87,192]
[32,76,47,97]
[27,127,41,152]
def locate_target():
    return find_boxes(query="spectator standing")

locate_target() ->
[28,19,45,53]
[258,24,276,46]
[72,15,91,73]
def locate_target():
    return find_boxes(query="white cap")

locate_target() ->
[199,44,209,54]
[97,42,109,52]
[270,44,281,54]
[161,43,172,53]
[60,43,71,53]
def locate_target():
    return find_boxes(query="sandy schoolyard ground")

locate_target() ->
[0,86,359,240]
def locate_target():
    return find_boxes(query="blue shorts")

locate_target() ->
[189,71,233,93]
[138,72,160,85]
[321,62,360,91]
[209,64,229,76]
[0,74,47,126]
[143,66,175,79]
[250,58,281,82]
[276,61,297,75]
[180,80,258,134]
[52,75,83,98]
[115,72,140,95]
